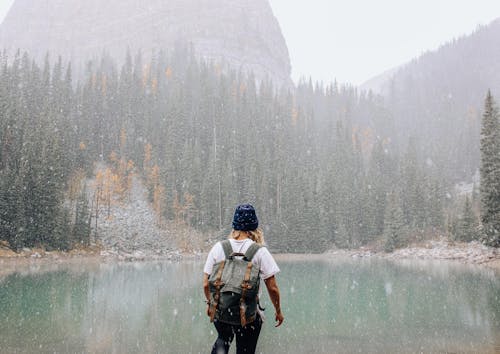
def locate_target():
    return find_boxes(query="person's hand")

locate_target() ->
[275,310,284,327]
[205,300,212,317]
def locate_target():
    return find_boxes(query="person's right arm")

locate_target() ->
[264,275,284,327]
[203,243,220,317]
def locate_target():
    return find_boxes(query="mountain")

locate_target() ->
[362,19,500,180]
[360,66,400,93]
[0,0,291,86]
[363,19,500,99]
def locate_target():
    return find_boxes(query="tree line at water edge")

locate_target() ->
[0,48,497,252]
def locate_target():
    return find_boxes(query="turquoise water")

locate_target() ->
[0,258,499,353]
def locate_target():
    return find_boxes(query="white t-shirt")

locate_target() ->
[203,239,280,280]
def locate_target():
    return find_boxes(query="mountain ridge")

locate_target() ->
[0,0,292,86]
[361,18,500,96]
[364,17,500,180]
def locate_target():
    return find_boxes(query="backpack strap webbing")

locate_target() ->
[240,261,254,327]
[244,243,262,261]
[221,240,233,259]
[209,259,226,323]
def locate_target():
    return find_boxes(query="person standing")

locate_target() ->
[203,204,284,354]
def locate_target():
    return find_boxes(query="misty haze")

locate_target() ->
[0,1,499,353]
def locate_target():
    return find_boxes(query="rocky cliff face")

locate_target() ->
[0,0,291,86]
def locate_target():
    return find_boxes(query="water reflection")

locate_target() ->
[0,258,498,353]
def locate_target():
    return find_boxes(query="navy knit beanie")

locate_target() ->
[232,204,259,231]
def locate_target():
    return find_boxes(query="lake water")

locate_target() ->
[0,257,499,353]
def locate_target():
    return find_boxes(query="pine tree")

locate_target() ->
[73,187,91,246]
[383,193,408,252]
[366,140,390,239]
[335,222,350,249]
[480,91,500,247]
[454,196,478,242]
[425,176,444,231]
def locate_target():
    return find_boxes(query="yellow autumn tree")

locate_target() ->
[112,173,125,203]
[109,150,118,164]
[101,74,107,95]
[143,143,152,172]
[151,78,158,95]
[148,164,160,189]
[142,64,151,88]
[120,128,127,158]
[291,106,299,126]
[165,67,172,79]
[68,169,86,202]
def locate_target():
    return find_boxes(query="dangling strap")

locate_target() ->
[209,260,225,323]
[239,261,253,327]
[221,240,233,259]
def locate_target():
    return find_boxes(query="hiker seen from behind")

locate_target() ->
[203,204,284,354]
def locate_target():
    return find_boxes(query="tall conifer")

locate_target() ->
[480,91,500,247]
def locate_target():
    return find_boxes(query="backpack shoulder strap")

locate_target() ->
[244,243,262,262]
[221,240,233,259]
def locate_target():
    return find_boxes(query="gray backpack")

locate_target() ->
[208,240,262,326]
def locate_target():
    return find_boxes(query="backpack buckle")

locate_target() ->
[229,252,245,260]
[241,281,252,290]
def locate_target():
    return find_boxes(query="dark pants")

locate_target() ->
[211,316,262,354]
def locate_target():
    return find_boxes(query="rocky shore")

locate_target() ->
[2,237,499,272]
[326,239,500,270]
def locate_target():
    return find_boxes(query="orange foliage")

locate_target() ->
[109,150,118,163]
[291,107,299,126]
[93,163,134,215]
[153,185,165,226]
[239,83,247,95]
[120,128,127,153]
[142,64,150,88]
[67,169,86,201]
[149,165,160,187]
[165,67,172,79]
[143,143,152,171]
[231,83,238,97]
[151,78,158,94]
[101,75,107,95]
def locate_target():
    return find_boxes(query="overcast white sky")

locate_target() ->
[1,0,500,85]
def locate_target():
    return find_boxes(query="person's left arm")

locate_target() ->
[258,247,283,326]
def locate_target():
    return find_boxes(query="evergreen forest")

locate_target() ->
[0,48,498,252]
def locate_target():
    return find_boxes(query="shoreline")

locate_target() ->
[1,240,499,272]
[275,239,500,272]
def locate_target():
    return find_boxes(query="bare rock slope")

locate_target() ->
[0,0,291,86]
[94,175,176,259]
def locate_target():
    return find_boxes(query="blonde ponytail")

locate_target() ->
[229,228,265,245]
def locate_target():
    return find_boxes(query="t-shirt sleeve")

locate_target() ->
[258,247,280,280]
[203,242,221,275]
